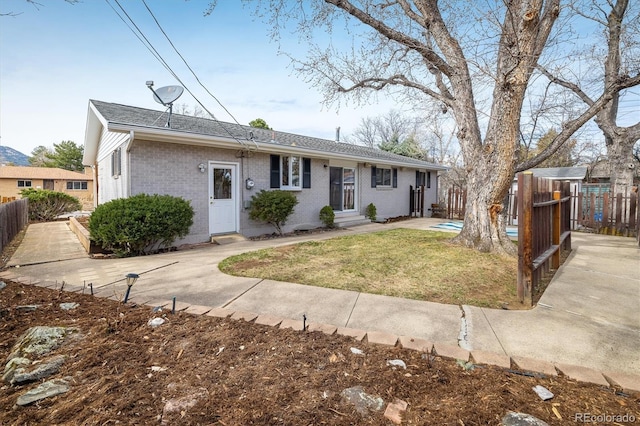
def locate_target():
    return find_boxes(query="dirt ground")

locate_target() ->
[0,280,638,426]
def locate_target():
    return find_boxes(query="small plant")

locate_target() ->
[365,203,377,221]
[89,193,194,256]
[20,188,81,221]
[248,190,298,236]
[319,205,335,228]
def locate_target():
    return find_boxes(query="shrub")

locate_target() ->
[248,190,298,236]
[89,194,194,256]
[365,203,377,221]
[319,205,335,228]
[20,188,81,222]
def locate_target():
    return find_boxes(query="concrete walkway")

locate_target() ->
[2,219,639,391]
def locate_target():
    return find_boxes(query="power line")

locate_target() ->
[105,0,251,148]
[140,0,246,130]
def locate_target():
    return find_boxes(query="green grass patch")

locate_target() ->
[219,228,519,308]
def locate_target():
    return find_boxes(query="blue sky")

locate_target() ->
[0,0,393,157]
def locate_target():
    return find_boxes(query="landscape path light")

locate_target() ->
[123,273,139,303]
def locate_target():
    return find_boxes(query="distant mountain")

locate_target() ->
[0,146,30,166]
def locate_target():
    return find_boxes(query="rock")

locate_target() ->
[16,378,70,406]
[59,302,79,311]
[502,412,549,425]
[2,357,31,384]
[148,318,165,327]
[532,385,554,401]
[11,355,66,385]
[15,305,39,312]
[161,388,209,425]
[350,347,364,355]
[7,326,78,361]
[0,281,6,290]
[384,399,408,425]
[386,359,407,369]
[340,386,384,416]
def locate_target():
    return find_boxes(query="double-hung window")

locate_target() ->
[66,181,88,190]
[370,166,397,188]
[17,180,32,188]
[270,155,311,190]
[415,171,432,188]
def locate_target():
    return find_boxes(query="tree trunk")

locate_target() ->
[607,135,636,195]
[451,158,517,256]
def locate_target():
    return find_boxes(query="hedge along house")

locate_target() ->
[83,100,447,245]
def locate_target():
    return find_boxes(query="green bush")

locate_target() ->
[319,205,335,228]
[89,194,194,257]
[365,203,377,221]
[248,190,298,236]
[20,188,81,222]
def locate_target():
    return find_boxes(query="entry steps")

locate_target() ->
[334,214,371,228]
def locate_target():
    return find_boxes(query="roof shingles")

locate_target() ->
[90,100,447,170]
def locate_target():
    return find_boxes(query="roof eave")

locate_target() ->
[108,123,448,171]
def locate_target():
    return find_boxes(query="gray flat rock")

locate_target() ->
[16,378,70,406]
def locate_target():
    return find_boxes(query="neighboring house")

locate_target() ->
[0,166,94,209]
[508,166,588,227]
[587,158,640,184]
[515,166,588,191]
[83,100,447,245]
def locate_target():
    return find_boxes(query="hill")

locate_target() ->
[0,146,30,166]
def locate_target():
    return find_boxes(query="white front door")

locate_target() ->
[209,162,238,234]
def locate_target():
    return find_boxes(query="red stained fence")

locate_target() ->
[447,186,466,220]
[517,173,572,306]
[0,198,28,253]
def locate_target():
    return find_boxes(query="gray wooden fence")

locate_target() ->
[0,199,29,253]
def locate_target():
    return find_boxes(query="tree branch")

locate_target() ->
[516,75,640,171]
[324,0,454,76]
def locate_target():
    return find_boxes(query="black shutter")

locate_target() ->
[416,170,420,187]
[392,168,398,188]
[371,166,377,188]
[302,158,311,188]
[427,171,431,188]
[270,155,280,188]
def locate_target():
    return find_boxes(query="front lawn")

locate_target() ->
[219,228,521,309]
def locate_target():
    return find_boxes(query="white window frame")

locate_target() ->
[17,180,32,188]
[111,148,122,178]
[66,181,88,190]
[281,155,301,190]
[375,167,392,187]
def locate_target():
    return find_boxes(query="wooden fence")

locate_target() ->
[504,183,638,238]
[517,173,572,306]
[447,186,466,219]
[0,198,28,253]
[576,185,638,237]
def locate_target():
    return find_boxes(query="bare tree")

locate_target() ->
[533,0,640,196]
[216,0,639,254]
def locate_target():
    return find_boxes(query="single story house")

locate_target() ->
[0,165,94,209]
[83,100,447,245]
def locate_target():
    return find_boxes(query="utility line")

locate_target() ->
[105,0,251,148]
[140,0,258,150]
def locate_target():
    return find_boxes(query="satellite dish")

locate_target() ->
[146,82,184,128]
[152,85,184,106]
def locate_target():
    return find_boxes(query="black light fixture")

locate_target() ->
[123,273,139,303]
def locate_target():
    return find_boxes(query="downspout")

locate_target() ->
[125,130,135,198]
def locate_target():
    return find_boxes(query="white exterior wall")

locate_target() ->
[360,166,440,219]
[115,139,443,244]
[240,153,331,236]
[96,129,130,204]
